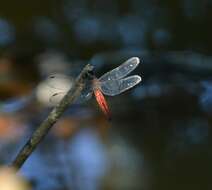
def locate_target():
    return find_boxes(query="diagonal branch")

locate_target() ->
[11,64,94,170]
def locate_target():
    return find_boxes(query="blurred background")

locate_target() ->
[0,0,212,189]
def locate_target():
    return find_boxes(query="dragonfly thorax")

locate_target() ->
[92,78,101,91]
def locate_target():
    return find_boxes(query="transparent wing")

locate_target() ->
[77,83,93,103]
[49,92,93,105]
[76,78,93,103]
[46,74,73,91]
[49,82,93,105]
[99,57,140,82]
[100,75,142,96]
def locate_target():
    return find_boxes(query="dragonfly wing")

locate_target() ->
[75,79,93,103]
[99,57,140,82]
[100,75,142,96]
[76,91,93,103]
[49,77,93,105]
[46,74,73,91]
[50,91,93,105]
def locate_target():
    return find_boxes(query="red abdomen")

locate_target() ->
[94,89,111,120]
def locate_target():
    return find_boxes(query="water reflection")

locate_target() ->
[0,0,212,189]
[0,18,15,47]
[34,17,61,44]
[74,16,101,44]
[199,81,212,113]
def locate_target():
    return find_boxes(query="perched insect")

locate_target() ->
[49,57,142,120]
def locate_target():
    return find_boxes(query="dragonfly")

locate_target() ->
[48,57,142,120]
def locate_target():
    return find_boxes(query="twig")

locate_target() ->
[11,64,94,170]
